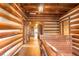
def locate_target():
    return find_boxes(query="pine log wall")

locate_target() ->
[60,5,79,56]
[43,21,59,36]
[0,3,24,56]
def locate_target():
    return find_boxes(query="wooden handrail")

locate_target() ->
[41,39,62,56]
[41,39,57,56]
[45,41,63,56]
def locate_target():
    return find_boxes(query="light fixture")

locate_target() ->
[30,12,36,15]
[38,4,44,13]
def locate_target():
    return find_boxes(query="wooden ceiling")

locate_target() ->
[20,3,79,19]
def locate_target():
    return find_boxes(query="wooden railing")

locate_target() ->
[40,39,62,56]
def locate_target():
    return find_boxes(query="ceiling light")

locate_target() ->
[30,12,36,15]
[38,4,44,13]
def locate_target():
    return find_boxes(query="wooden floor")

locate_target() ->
[16,37,41,56]
[45,35,72,56]
[15,35,72,56]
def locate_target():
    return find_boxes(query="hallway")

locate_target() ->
[0,3,79,56]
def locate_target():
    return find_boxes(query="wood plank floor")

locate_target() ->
[16,37,41,56]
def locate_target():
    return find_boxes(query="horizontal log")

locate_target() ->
[70,25,79,29]
[44,29,59,31]
[0,13,22,24]
[43,28,59,30]
[70,14,79,22]
[72,38,79,43]
[60,8,79,22]
[9,4,22,16]
[73,42,79,48]
[0,30,22,38]
[70,33,79,35]
[70,20,79,25]
[43,33,59,35]
[43,31,59,33]
[71,30,79,34]
[0,38,22,55]
[44,25,59,28]
[60,5,79,20]
[0,4,22,18]
[43,25,59,27]
[2,42,23,56]
[72,35,79,39]
[0,34,22,48]
[0,22,22,29]
[70,13,79,19]
[70,17,79,21]
[43,22,59,25]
